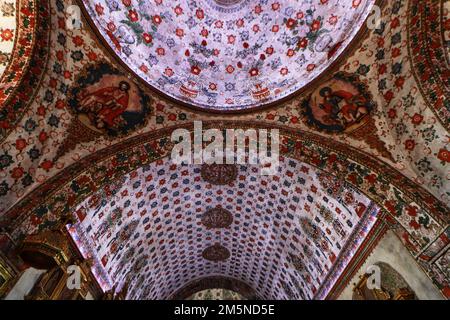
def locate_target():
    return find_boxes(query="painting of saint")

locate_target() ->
[69,63,152,137]
[77,81,131,130]
[302,72,374,133]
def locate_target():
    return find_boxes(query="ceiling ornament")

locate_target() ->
[80,0,375,111]
[202,244,230,262]
[200,164,238,185]
[168,276,257,300]
[54,61,153,161]
[53,158,378,299]
[213,0,242,5]
[280,280,297,300]
[316,171,344,199]
[5,122,447,239]
[67,62,153,137]
[201,207,233,229]
[299,217,326,244]
[301,72,394,161]
[187,288,245,300]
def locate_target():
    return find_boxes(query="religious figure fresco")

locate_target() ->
[68,62,152,137]
[302,72,375,133]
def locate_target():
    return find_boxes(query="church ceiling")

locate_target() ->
[81,0,376,112]
[0,0,448,299]
[66,158,378,299]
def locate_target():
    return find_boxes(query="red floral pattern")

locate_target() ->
[81,0,375,110]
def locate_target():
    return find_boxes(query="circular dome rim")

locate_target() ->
[78,0,376,114]
[0,0,43,107]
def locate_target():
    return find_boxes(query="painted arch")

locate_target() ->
[1,122,448,298]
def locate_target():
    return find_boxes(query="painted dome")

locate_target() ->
[82,0,375,111]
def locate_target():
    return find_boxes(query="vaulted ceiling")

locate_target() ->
[82,0,375,111]
[0,0,16,78]
[0,0,448,300]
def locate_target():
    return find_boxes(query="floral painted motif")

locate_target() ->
[0,0,16,77]
[201,207,233,229]
[408,0,450,131]
[68,62,153,137]
[81,0,375,111]
[200,164,238,185]
[1,0,447,225]
[2,123,448,298]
